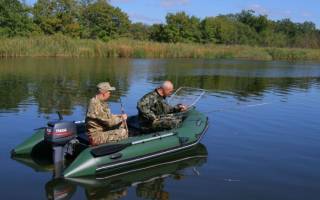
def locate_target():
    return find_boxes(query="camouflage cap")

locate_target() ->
[97,82,116,92]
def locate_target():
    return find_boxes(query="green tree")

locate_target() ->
[236,10,269,33]
[164,12,202,43]
[293,22,319,48]
[33,0,80,37]
[299,21,316,33]
[258,29,287,47]
[79,0,130,40]
[273,19,320,48]
[149,24,168,42]
[129,22,150,40]
[0,0,36,37]
[275,18,298,38]
[201,16,258,45]
[201,17,218,43]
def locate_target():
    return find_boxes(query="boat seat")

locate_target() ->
[75,122,86,134]
[77,133,90,146]
[127,115,141,130]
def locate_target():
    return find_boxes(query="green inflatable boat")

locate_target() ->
[10,144,206,199]
[44,144,207,200]
[11,108,208,178]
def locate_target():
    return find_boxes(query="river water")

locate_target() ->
[0,58,319,199]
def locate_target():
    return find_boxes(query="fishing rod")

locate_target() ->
[168,86,207,110]
[169,86,236,109]
[170,86,225,99]
[170,86,271,108]
[119,97,129,133]
[165,102,271,121]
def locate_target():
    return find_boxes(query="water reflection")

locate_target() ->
[12,144,207,200]
[46,179,76,200]
[0,58,133,115]
[1,58,319,115]
[3,58,320,199]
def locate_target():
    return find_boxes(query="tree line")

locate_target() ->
[1,0,320,48]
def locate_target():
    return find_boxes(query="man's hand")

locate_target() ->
[120,114,128,120]
[179,104,188,112]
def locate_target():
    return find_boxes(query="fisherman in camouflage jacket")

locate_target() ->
[137,81,187,132]
[86,82,128,146]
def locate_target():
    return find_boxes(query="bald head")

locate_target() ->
[161,81,174,90]
[158,80,174,97]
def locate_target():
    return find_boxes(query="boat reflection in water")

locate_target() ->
[12,143,208,200]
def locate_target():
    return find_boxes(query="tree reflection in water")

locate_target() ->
[1,58,319,116]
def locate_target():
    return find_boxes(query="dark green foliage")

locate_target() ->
[147,10,320,48]
[236,10,269,33]
[33,0,81,36]
[163,12,202,43]
[149,24,167,42]
[1,2,320,49]
[129,23,150,40]
[0,0,36,37]
[274,19,320,48]
[201,16,258,45]
[79,0,130,40]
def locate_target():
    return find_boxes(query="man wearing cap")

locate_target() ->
[85,82,128,146]
[137,80,187,132]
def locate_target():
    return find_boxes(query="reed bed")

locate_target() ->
[1,35,320,61]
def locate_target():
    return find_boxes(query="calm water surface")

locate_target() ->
[0,58,319,199]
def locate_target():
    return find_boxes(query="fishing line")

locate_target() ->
[168,86,265,108]
[202,102,271,114]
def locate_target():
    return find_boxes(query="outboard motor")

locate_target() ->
[44,119,77,178]
[45,121,77,145]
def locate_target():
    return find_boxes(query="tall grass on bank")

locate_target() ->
[1,35,320,61]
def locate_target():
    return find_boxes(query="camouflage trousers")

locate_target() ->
[141,116,182,132]
[89,128,128,146]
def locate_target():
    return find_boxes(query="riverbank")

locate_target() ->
[1,35,320,61]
